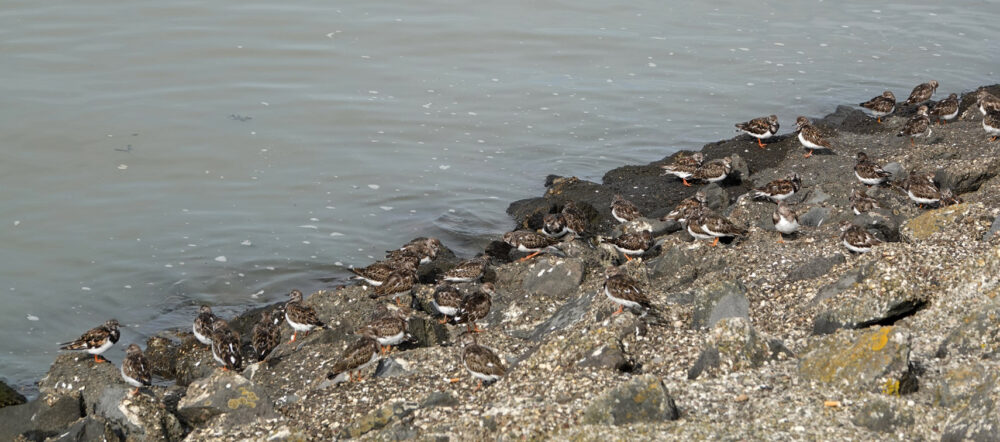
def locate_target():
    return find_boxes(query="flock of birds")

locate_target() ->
[56,83,1000,398]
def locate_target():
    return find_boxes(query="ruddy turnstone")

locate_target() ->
[432,283,463,324]
[897,105,931,146]
[357,306,410,355]
[456,282,493,333]
[661,191,706,223]
[850,188,881,215]
[120,344,152,396]
[754,173,801,202]
[610,194,642,223]
[940,188,963,207]
[251,311,281,362]
[502,230,560,261]
[193,305,219,346]
[772,202,799,243]
[901,171,940,208]
[691,157,733,184]
[602,266,663,321]
[370,269,417,305]
[443,256,489,283]
[696,210,747,247]
[560,201,587,236]
[59,319,120,363]
[542,213,570,238]
[930,93,959,124]
[859,91,896,123]
[976,90,1000,115]
[350,253,419,287]
[854,152,891,187]
[326,336,380,384]
[984,111,1000,142]
[210,319,243,371]
[285,289,327,342]
[735,115,779,148]
[840,221,882,253]
[393,237,443,265]
[795,116,832,158]
[681,207,715,242]
[903,80,938,105]
[459,332,506,390]
[660,152,704,186]
[601,222,654,261]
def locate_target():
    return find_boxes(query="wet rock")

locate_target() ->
[798,326,911,393]
[942,376,1000,442]
[788,254,846,283]
[577,344,629,372]
[176,370,276,428]
[143,331,216,386]
[0,380,26,409]
[936,299,1000,359]
[582,375,679,425]
[521,258,585,298]
[484,240,512,263]
[38,353,122,415]
[688,317,789,380]
[798,206,832,228]
[374,358,407,378]
[852,399,913,433]
[691,279,749,329]
[340,401,418,439]
[0,394,81,441]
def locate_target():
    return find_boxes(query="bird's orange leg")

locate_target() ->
[93,355,103,363]
[876,117,882,124]
[475,380,483,391]
[518,251,542,262]
[711,237,720,247]
[682,178,691,187]
[624,254,633,262]
[757,139,766,149]
[289,332,297,343]
[438,317,450,324]
[130,388,139,396]
[777,233,785,243]
[804,150,813,158]
[612,305,625,316]
[910,138,915,147]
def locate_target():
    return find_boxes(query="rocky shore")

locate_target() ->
[3,85,1000,441]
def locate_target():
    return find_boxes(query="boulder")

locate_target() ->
[340,401,418,439]
[176,370,276,428]
[811,261,929,334]
[691,279,749,329]
[941,374,1000,442]
[0,380,26,409]
[143,332,217,386]
[798,326,911,393]
[521,258,585,298]
[900,203,973,243]
[931,365,996,409]
[576,344,630,372]
[0,394,82,441]
[582,375,680,425]
[688,317,791,380]
[788,254,846,283]
[936,299,1000,359]
[852,399,913,433]
[798,207,832,228]
[374,358,408,379]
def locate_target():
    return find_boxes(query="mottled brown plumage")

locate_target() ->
[121,344,152,396]
[690,157,732,183]
[840,221,882,253]
[984,111,1000,141]
[929,93,959,124]
[210,319,243,371]
[393,237,443,264]
[502,230,560,261]
[59,319,120,363]
[456,283,493,333]
[735,114,779,148]
[660,152,704,186]
[854,152,891,186]
[285,289,327,342]
[696,210,747,246]
[754,173,801,202]
[370,270,417,304]
[443,256,489,283]
[432,283,464,323]
[850,188,880,215]
[610,194,642,223]
[327,337,380,384]
[193,305,217,346]
[901,171,940,207]
[460,333,506,388]
[903,80,938,105]
[560,201,587,235]
[601,229,653,261]
[357,311,409,355]
[661,191,706,223]
[350,254,419,286]
[897,105,931,145]
[795,116,832,157]
[859,90,896,123]
[771,202,799,242]
[251,311,281,362]
[977,90,1000,115]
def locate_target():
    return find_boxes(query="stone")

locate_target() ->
[577,344,630,372]
[527,290,596,342]
[798,326,911,393]
[648,246,694,284]
[0,380,26,409]
[0,394,82,441]
[983,215,1000,241]
[804,186,830,204]
[341,401,418,439]
[798,207,832,228]
[691,279,749,329]
[374,358,408,378]
[407,316,449,348]
[852,399,913,433]
[110,392,185,441]
[882,162,906,181]
[700,184,729,212]
[811,261,930,334]
[176,370,276,428]
[688,317,786,380]
[48,416,122,442]
[729,153,750,183]
[788,254,846,283]
[931,366,996,409]
[936,299,1000,359]
[941,375,1000,442]
[420,392,459,409]
[810,263,873,307]
[143,332,216,386]
[521,258,585,298]
[582,375,680,425]
[853,210,903,243]
[900,203,971,243]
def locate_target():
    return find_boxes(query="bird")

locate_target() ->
[690,157,733,184]
[285,289,327,342]
[356,305,410,355]
[559,201,587,236]
[602,266,664,323]
[900,171,940,208]
[251,311,281,362]
[458,332,506,390]
[326,337,380,384]
[192,305,218,347]
[772,202,799,243]
[897,105,931,146]
[350,254,419,287]
[859,91,896,123]
[120,344,152,396]
[442,256,489,283]
[840,221,882,254]
[432,283,464,324]
[854,152,892,187]
[984,111,1000,142]
[753,173,801,202]
[661,191,706,223]
[696,210,747,247]
[59,319,120,364]
[976,89,1000,115]
[681,206,715,243]
[610,194,643,223]
[735,115,780,149]
[502,230,561,262]
[903,80,938,105]
[940,188,963,207]
[541,213,570,239]
[795,116,833,158]
[369,269,417,306]
[210,319,243,371]
[850,188,881,215]
[392,237,443,265]
[660,152,704,186]
[601,222,654,262]
[929,93,959,124]
[456,283,493,333]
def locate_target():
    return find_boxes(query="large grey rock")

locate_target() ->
[527,290,596,342]
[374,358,408,378]
[0,380,26,409]
[105,392,184,441]
[701,184,729,212]
[692,279,749,329]
[729,153,750,183]
[0,394,82,441]
[882,162,906,181]
[582,375,680,425]
[340,401,418,439]
[521,258,585,298]
[688,317,791,380]
[931,365,995,410]
[853,399,913,433]
[176,370,276,428]
[983,215,1000,241]
[48,416,122,442]
[577,344,630,372]
[144,332,216,386]
[811,262,929,335]
[942,375,1000,442]
[649,246,696,289]
[789,254,846,283]
[799,326,911,393]
[810,263,874,308]
[798,207,832,228]
[407,316,449,349]
[936,299,1000,359]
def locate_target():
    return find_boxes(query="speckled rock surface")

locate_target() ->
[799,326,911,393]
[582,375,679,425]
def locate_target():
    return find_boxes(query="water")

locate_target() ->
[1,0,996,391]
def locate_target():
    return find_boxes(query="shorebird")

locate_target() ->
[859,91,896,123]
[735,115,779,148]
[59,319,120,364]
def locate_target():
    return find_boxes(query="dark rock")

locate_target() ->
[420,392,459,409]
[577,344,629,372]
[852,399,913,433]
[700,184,729,212]
[936,157,1000,194]
[521,258,585,298]
[0,394,81,441]
[407,316,449,349]
[788,254,846,283]
[484,240,512,263]
[983,215,1000,242]
[374,358,407,378]
[144,335,180,380]
[798,326,911,393]
[691,279,749,329]
[101,391,184,441]
[582,375,680,425]
[38,353,121,415]
[810,263,873,307]
[688,317,784,380]
[853,210,903,243]
[176,370,276,428]
[931,366,994,410]
[48,416,122,442]
[729,153,750,183]
[527,290,596,342]
[798,207,832,228]
[341,401,418,439]
[687,348,721,381]
[0,379,26,409]
[882,162,906,181]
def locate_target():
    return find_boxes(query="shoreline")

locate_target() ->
[4,84,1000,440]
